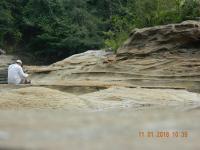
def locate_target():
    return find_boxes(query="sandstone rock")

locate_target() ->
[80,87,200,111]
[0,86,199,111]
[117,20,200,58]
[0,87,88,110]
[1,21,200,150]
[25,21,200,92]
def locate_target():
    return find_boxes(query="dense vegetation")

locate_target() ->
[0,0,200,63]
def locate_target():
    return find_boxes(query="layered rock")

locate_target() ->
[117,20,200,58]
[0,86,199,111]
[2,21,200,109]
[26,20,200,92]
[1,21,200,150]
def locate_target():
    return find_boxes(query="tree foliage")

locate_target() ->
[0,0,200,63]
[104,0,200,51]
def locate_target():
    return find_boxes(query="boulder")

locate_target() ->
[117,20,200,58]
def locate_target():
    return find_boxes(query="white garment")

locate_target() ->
[8,64,28,84]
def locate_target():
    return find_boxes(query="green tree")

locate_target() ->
[0,0,200,63]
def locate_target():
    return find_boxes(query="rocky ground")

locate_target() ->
[0,55,15,84]
[0,20,200,150]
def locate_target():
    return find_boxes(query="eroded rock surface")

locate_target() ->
[0,87,88,110]
[25,21,200,92]
[0,86,199,111]
[117,20,200,58]
[1,20,200,150]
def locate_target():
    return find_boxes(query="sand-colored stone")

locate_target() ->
[117,20,200,57]
[1,20,200,150]
[26,21,200,92]
[0,87,88,110]
[81,87,200,110]
[0,86,199,111]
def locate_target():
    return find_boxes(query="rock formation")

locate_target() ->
[24,21,200,93]
[0,86,199,111]
[6,20,200,111]
[1,21,200,150]
[117,20,200,58]
[2,21,200,108]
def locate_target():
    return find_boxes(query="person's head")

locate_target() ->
[16,60,22,66]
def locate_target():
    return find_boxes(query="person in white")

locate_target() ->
[8,60,29,85]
